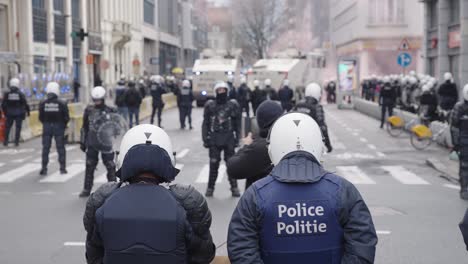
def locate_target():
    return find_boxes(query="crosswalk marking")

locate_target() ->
[337,166,376,185]
[195,164,226,184]
[0,163,4,168]
[40,164,84,183]
[176,149,190,159]
[0,163,41,183]
[381,166,429,185]
[368,144,377,150]
[176,164,184,170]
[94,172,108,184]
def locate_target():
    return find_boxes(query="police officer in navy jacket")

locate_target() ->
[227,112,377,264]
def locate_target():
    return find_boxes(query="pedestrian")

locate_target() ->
[114,75,128,121]
[202,82,241,197]
[83,124,216,263]
[459,208,468,250]
[450,84,468,200]
[227,75,237,101]
[264,79,278,101]
[176,80,194,130]
[227,101,283,190]
[438,72,458,111]
[38,82,70,175]
[326,80,337,103]
[278,79,294,112]
[294,83,333,153]
[150,75,167,127]
[379,76,397,129]
[1,78,30,147]
[227,112,378,263]
[79,86,117,198]
[251,80,267,114]
[73,78,81,102]
[124,80,143,128]
[237,76,251,117]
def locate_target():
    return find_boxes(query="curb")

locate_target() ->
[425,158,459,183]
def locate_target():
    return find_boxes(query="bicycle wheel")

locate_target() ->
[410,131,432,150]
[386,121,404,137]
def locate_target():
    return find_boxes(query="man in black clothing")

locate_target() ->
[278,79,294,112]
[227,75,238,101]
[451,84,468,200]
[326,80,337,103]
[251,80,267,114]
[237,76,251,117]
[2,78,30,147]
[420,84,439,123]
[438,72,458,111]
[264,79,278,101]
[125,81,143,128]
[73,79,81,102]
[39,82,70,175]
[150,75,167,127]
[176,80,194,129]
[227,101,283,190]
[379,76,397,128]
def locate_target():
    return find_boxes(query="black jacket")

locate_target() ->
[83,182,215,264]
[1,87,30,118]
[227,137,273,190]
[81,104,117,147]
[264,86,278,101]
[39,94,70,124]
[379,84,397,106]
[438,81,458,110]
[202,99,241,147]
[124,88,143,108]
[460,208,468,251]
[294,97,332,150]
[278,86,293,103]
[252,87,267,109]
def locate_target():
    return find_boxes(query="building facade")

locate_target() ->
[330,0,424,80]
[422,0,468,89]
[0,0,19,94]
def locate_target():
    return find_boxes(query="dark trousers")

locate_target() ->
[42,123,66,169]
[208,145,238,189]
[280,101,293,112]
[83,147,116,191]
[4,116,23,145]
[328,92,336,103]
[460,140,468,194]
[241,102,251,117]
[380,104,394,127]
[128,107,140,128]
[151,103,164,126]
[179,106,192,128]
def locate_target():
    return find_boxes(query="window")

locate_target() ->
[428,0,438,29]
[72,0,80,19]
[428,57,438,77]
[449,0,460,24]
[369,0,405,25]
[53,0,64,13]
[144,0,155,25]
[0,5,7,51]
[32,0,45,9]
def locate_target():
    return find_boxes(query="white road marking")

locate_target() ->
[34,152,58,163]
[368,144,377,150]
[377,230,392,235]
[443,183,460,190]
[0,163,4,168]
[175,164,184,170]
[352,132,359,136]
[359,137,368,143]
[66,146,78,151]
[333,153,376,160]
[381,166,430,185]
[195,164,226,183]
[336,166,376,184]
[12,156,33,163]
[40,164,84,183]
[32,190,55,195]
[94,172,108,184]
[64,242,85,247]
[376,152,386,158]
[176,149,190,159]
[0,148,35,155]
[0,163,41,183]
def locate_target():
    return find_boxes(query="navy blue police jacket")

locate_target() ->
[227,151,377,264]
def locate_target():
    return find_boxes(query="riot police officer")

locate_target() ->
[294,83,333,153]
[237,76,251,117]
[114,75,128,121]
[379,76,397,128]
[278,79,294,112]
[227,75,237,101]
[438,72,458,111]
[79,86,118,198]
[252,80,267,114]
[264,79,278,101]
[177,80,194,129]
[150,75,167,127]
[228,113,377,263]
[2,78,30,147]
[451,84,468,200]
[39,82,70,175]
[83,124,215,263]
[202,82,241,197]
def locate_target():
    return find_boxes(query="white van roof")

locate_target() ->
[252,59,300,72]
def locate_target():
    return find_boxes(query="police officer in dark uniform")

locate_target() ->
[294,83,333,153]
[2,78,30,147]
[228,113,377,263]
[326,80,337,103]
[150,75,167,127]
[451,84,468,200]
[79,86,118,198]
[39,82,70,175]
[438,72,459,111]
[278,79,294,112]
[237,76,251,117]
[251,80,267,114]
[176,80,194,129]
[83,124,215,263]
[227,75,238,101]
[379,76,397,128]
[264,79,278,101]
[114,75,128,121]
[202,82,241,197]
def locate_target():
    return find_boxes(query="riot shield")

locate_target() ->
[87,112,128,153]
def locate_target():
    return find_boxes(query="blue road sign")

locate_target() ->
[397,53,412,68]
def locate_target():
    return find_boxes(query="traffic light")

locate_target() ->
[70,28,88,42]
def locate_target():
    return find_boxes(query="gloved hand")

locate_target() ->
[80,143,87,153]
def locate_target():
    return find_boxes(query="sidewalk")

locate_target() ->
[426,155,459,184]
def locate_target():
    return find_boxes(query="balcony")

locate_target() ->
[112,21,132,47]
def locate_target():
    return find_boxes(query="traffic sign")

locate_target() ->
[399,38,411,51]
[397,53,412,68]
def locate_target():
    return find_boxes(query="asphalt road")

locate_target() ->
[0,105,467,263]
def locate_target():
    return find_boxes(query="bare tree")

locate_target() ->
[233,0,285,59]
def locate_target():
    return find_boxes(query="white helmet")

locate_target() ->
[444,72,453,82]
[182,80,190,87]
[264,79,272,86]
[464,84,468,101]
[268,113,324,165]
[253,80,260,87]
[240,76,247,84]
[46,82,60,96]
[9,78,20,88]
[117,124,175,170]
[409,77,417,84]
[409,71,416,76]
[120,74,126,80]
[305,83,321,100]
[421,84,431,93]
[383,76,391,83]
[91,86,106,100]
[227,75,235,83]
[214,81,229,94]
[283,79,290,86]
